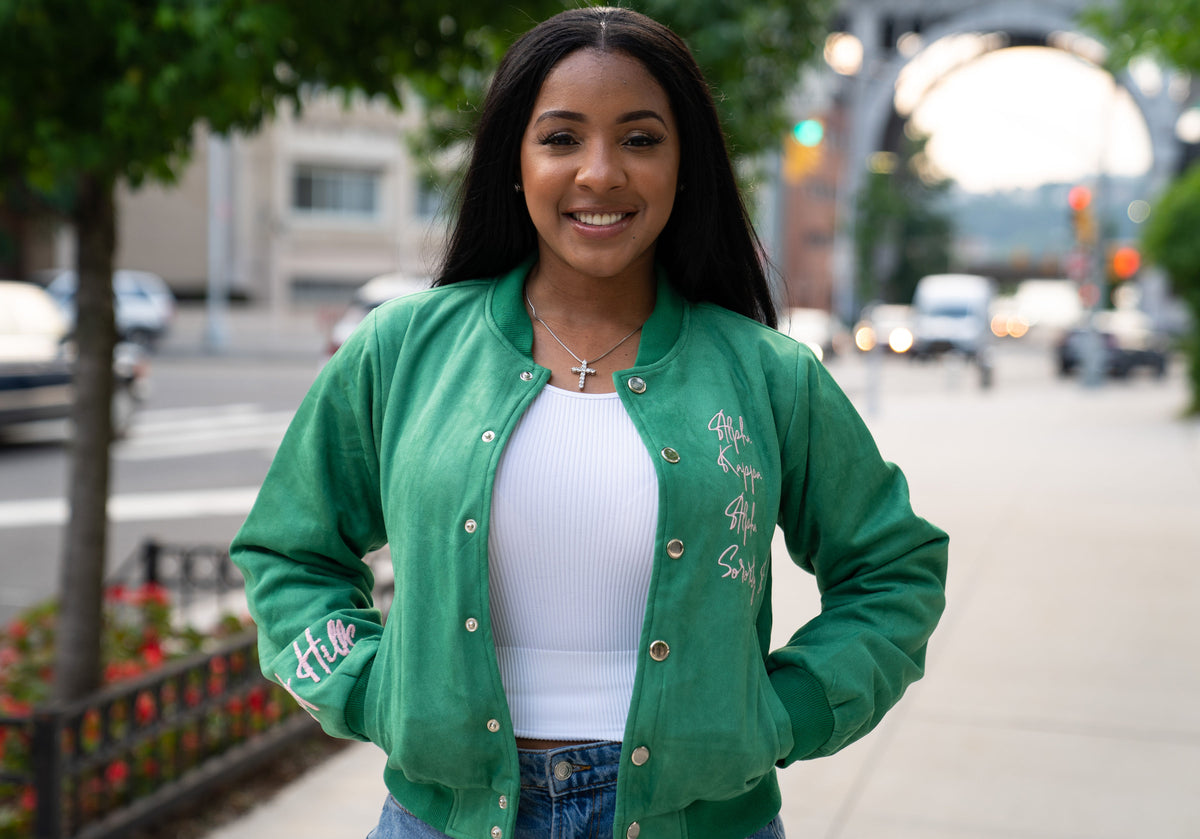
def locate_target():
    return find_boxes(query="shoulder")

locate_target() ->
[688,301,819,366]
[368,280,493,339]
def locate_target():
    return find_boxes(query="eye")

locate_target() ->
[537,131,578,147]
[625,132,666,148]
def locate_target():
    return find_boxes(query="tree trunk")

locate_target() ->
[53,174,117,703]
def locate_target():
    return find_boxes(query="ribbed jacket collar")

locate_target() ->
[487,257,686,366]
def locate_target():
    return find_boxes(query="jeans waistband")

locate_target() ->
[517,741,622,797]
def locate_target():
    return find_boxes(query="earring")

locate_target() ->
[514,183,523,193]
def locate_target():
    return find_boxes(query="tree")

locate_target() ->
[1141,163,1200,414]
[0,0,833,702]
[0,0,570,702]
[1083,0,1200,413]
[854,133,955,309]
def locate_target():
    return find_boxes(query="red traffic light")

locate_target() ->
[1068,185,1092,212]
[1111,246,1140,279]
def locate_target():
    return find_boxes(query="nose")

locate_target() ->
[575,141,626,192]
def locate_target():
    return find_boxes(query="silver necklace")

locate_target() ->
[526,292,643,390]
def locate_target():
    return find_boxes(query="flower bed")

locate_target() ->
[0,582,305,839]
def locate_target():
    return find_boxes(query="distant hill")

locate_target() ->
[941,177,1153,276]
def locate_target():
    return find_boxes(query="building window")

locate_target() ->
[293,165,381,218]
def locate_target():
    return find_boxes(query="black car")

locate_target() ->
[1055,314,1168,379]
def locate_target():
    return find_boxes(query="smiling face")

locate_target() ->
[519,48,681,287]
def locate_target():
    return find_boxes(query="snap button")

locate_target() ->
[482,430,496,442]
[631,745,650,766]
[649,640,670,661]
[498,795,508,809]
[486,719,501,732]
[520,371,534,381]
[666,539,684,559]
[660,447,680,463]
[465,618,478,632]
[491,827,503,839]
[465,519,477,533]
[553,760,574,781]
[627,822,641,839]
[627,376,647,394]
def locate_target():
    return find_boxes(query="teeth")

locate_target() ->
[574,212,626,226]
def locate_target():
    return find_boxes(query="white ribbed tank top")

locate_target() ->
[487,385,658,741]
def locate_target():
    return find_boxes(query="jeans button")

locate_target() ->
[553,760,574,780]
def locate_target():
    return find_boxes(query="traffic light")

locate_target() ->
[1110,245,1140,280]
[1068,185,1096,244]
[784,119,824,184]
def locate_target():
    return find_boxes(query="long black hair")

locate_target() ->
[435,6,777,327]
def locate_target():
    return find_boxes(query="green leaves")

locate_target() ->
[0,0,834,203]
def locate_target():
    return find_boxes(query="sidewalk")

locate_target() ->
[205,348,1200,839]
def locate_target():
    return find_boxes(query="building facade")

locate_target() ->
[76,91,448,312]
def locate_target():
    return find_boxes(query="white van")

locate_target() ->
[910,273,994,360]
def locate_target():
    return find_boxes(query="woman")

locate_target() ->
[231,8,948,839]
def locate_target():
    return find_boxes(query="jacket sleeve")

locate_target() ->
[230,313,389,741]
[767,349,948,763]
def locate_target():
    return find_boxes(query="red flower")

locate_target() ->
[134,583,170,607]
[0,694,31,715]
[141,639,164,668]
[20,785,36,812]
[106,584,128,604]
[104,760,129,785]
[104,660,143,684]
[135,692,157,724]
[247,686,266,713]
[5,619,28,641]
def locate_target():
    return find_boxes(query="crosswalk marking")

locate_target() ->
[116,403,295,461]
[0,486,262,529]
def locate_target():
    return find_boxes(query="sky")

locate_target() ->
[897,43,1156,194]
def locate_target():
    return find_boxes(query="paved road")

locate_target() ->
[204,331,1200,839]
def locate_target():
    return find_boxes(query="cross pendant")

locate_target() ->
[571,361,596,390]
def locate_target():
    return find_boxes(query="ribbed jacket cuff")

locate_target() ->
[769,667,834,764]
[343,657,374,740]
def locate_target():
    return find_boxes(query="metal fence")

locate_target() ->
[1,540,394,839]
[1,630,320,839]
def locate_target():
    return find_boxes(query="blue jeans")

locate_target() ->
[367,740,786,839]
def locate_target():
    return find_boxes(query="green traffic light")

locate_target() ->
[793,119,824,147]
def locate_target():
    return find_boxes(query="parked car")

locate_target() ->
[853,303,914,354]
[781,307,845,362]
[326,272,431,357]
[1055,310,1168,379]
[43,268,176,348]
[0,280,148,438]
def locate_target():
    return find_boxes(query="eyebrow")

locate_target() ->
[534,109,668,127]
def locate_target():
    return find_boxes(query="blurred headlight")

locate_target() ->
[888,327,913,353]
[854,324,876,352]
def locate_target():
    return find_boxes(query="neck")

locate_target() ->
[524,262,656,329]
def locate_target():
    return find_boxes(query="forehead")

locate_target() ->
[533,48,672,112]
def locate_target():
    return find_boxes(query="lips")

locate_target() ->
[571,211,629,226]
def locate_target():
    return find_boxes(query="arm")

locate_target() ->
[230,314,389,740]
[768,351,948,763]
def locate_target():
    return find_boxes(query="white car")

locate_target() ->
[0,280,147,437]
[44,268,176,348]
[326,272,431,357]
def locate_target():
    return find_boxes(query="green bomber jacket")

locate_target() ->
[230,261,948,839]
